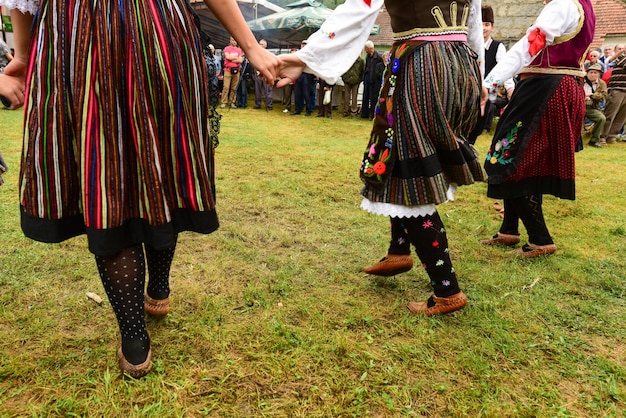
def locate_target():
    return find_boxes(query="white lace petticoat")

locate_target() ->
[0,0,39,14]
[360,184,457,218]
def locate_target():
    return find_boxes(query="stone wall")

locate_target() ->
[486,1,544,47]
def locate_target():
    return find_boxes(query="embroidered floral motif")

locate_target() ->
[436,260,445,267]
[387,113,394,127]
[360,43,414,188]
[422,220,433,229]
[395,43,409,58]
[486,121,522,165]
[363,145,392,181]
[363,0,371,6]
[442,280,451,287]
[392,58,401,74]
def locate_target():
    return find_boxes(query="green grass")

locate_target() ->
[0,103,625,417]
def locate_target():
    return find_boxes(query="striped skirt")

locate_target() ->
[360,41,485,207]
[19,0,218,255]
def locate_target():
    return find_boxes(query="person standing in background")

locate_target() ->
[316,78,333,118]
[291,40,315,116]
[599,44,613,68]
[599,47,626,144]
[221,36,244,109]
[236,56,252,108]
[253,39,274,110]
[360,40,383,119]
[341,56,364,117]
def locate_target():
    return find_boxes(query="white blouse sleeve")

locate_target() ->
[483,0,581,90]
[0,0,39,14]
[294,0,383,84]
[467,0,485,77]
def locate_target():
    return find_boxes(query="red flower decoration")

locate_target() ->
[363,0,371,6]
[527,27,546,56]
[373,161,386,175]
[432,240,440,248]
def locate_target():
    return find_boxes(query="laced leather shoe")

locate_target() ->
[363,254,413,276]
[407,292,467,316]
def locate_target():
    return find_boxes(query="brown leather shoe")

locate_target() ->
[407,292,467,316]
[145,294,170,317]
[481,232,520,246]
[363,254,413,276]
[513,243,557,258]
[117,348,152,378]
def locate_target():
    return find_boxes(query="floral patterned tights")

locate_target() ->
[389,214,460,297]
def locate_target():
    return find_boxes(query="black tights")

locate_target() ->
[95,240,177,364]
[500,195,553,245]
[388,213,460,297]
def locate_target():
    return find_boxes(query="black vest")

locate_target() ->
[485,39,501,75]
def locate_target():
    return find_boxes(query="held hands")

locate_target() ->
[275,54,306,88]
[245,46,280,85]
[0,58,28,109]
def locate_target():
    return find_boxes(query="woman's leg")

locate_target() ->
[363,217,413,276]
[515,194,553,246]
[388,217,411,255]
[403,212,467,316]
[145,240,177,301]
[95,245,150,365]
[481,198,522,246]
[402,212,460,298]
[500,198,521,235]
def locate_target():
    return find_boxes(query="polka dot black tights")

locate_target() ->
[95,242,176,365]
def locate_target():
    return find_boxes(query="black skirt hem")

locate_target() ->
[20,206,219,256]
[487,176,575,200]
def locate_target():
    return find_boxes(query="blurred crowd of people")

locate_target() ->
[208,36,389,120]
[582,43,626,147]
[206,10,626,153]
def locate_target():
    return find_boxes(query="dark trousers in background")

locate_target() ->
[294,73,314,115]
[254,76,273,109]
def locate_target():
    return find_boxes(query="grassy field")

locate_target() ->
[0,103,625,417]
